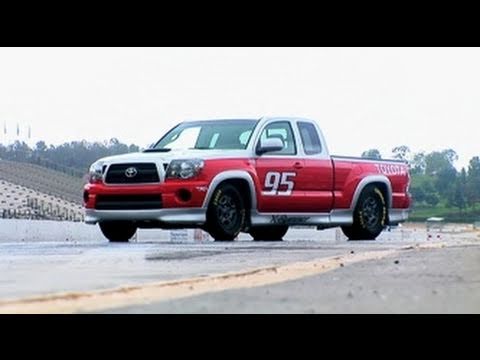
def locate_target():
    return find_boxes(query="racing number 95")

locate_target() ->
[262,172,296,196]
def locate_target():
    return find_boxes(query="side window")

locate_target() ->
[258,121,296,155]
[298,122,322,155]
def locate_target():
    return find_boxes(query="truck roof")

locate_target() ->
[181,117,318,124]
[181,118,259,124]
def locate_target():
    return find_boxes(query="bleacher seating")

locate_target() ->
[0,159,85,204]
[0,160,85,221]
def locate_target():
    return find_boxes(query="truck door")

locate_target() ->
[255,121,309,213]
[296,121,334,212]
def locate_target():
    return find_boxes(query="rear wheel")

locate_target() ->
[99,221,137,243]
[250,226,289,241]
[206,183,246,241]
[341,185,387,240]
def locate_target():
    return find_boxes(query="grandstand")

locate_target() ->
[0,160,85,221]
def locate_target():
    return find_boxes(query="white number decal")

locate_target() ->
[262,172,296,196]
[263,172,281,196]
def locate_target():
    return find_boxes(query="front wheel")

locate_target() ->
[99,221,137,242]
[341,185,387,241]
[206,183,246,241]
[250,226,289,241]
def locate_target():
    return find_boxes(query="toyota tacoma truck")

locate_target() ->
[83,117,411,242]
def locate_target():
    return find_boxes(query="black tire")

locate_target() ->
[341,185,387,241]
[250,226,289,241]
[206,183,246,241]
[99,221,137,243]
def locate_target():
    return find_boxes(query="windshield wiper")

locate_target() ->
[143,148,171,153]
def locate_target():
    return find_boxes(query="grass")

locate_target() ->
[409,203,480,223]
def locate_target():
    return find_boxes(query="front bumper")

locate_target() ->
[84,208,206,225]
[84,181,209,209]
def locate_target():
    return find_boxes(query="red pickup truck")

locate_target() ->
[84,117,411,242]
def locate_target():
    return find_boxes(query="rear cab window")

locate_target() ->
[298,121,322,155]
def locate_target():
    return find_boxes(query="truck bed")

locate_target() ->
[331,155,407,164]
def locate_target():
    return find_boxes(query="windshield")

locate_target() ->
[150,120,258,151]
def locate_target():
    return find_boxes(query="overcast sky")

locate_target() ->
[0,47,478,169]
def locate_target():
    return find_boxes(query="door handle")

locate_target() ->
[293,162,303,169]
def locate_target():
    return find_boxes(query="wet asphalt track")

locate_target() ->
[0,219,479,313]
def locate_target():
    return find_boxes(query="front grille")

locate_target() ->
[95,194,163,210]
[105,163,160,184]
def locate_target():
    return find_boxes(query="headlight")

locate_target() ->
[166,159,204,179]
[88,161,105,183]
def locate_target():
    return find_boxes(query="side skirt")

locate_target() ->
[250,209,353,228]
[250,208,410,228]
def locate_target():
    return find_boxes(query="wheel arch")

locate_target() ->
[350,175,392,211]
[202,170,257,211]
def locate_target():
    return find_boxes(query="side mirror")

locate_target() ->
[256,137,284,155]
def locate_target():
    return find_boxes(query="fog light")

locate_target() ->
[177,189,192,202]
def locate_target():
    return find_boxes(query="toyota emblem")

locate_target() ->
[125,167,138,178]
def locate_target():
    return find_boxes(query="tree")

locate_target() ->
[410,152,426,175]
[410,173,440,207]
[0,143,6,159]
[443,149,459,165]
[392,145,411,161]
[361,149,382,159]
[424,149,458,176]
[461,167,467,189]
[34,141,47,153]
[448,168,467,212]
[8,141,32,162]
[436,167,457,195]
[424,192,440,207]
[128,144,140,153]
[466,156,480,209]
[424,149,458,196]
[410,184,426,204]
[0,137,142,178]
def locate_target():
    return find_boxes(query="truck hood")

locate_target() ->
[95,149,251,165]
